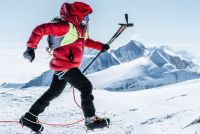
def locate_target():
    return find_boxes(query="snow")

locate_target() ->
[2,40,199,90]
[0,79,200,133]
[88,53,200,91]
[88,57,151,88]
[159,45,177,57]
[0,48,50,84]
[0,45,200,133]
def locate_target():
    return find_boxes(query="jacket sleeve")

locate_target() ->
[85,38,103,51]
[27,22,69,49]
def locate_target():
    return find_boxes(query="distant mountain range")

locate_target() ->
[1,40,200,90]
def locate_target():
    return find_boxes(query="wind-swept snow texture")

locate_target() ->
[0,79,200,133]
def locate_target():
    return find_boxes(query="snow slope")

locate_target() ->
[88,55,200,91]
[88,57,150,89]
[0,79,200,134]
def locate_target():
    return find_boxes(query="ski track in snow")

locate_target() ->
[1,79,200,134]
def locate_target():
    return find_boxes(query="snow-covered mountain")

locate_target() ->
[88,43,200,90]
[1,40,200,90]
[112,40,146,63]
[150,47,192,69]
[81,51,120,74]
[0,43,200,134]
[81,40,146,74]
[0,79,200,134]
[89,57,200,91]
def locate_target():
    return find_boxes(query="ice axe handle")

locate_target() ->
[124,14,134,27]
[119,23,134,27]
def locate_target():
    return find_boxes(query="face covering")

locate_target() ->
[81,14,89,26]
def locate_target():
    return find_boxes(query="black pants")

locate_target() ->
[29,68,95,118]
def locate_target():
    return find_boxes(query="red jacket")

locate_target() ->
[27,2,103,71]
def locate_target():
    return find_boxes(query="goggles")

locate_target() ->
[81,15,89,25]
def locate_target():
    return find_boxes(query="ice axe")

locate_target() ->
[82,14,134,73]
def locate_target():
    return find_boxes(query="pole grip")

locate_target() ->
[125,14,128,24]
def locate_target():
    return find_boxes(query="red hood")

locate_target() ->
[60,2,93,25]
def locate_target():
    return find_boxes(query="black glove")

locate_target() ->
[23,47,35,62]
[101,44,110,52]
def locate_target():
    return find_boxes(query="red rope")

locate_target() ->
[39,118,84,127]
[0,121,18,124]
[72,87,82,109]
[0,87,84,127]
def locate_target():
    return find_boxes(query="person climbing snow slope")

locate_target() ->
[19,2,110,133]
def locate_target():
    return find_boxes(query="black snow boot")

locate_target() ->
[19,112,44,133]
[85,116,110,130]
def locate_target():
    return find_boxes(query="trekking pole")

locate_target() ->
[82,14,134,73]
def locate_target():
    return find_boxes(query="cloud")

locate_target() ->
[130,33,140,41]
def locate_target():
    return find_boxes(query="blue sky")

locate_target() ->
[0,0,200,51]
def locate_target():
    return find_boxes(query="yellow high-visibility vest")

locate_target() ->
[60,22,89,46]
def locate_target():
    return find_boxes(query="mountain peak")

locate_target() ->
[159,45,177,56]
[112,40,146,63]
[149,47,193,69]
[128,40,146,50]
